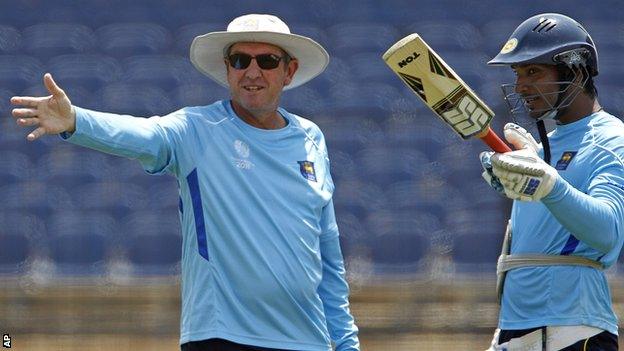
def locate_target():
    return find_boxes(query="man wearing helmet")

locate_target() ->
[482,13,624,351]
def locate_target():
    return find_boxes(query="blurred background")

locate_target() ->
[1,0,623,349]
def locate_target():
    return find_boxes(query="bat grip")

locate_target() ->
[480,126,512,153]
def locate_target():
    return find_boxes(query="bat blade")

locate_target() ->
[382,33,511,153]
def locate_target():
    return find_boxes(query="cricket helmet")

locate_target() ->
[488,13,598,76]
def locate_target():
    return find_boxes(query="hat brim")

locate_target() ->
[190,31,329,90]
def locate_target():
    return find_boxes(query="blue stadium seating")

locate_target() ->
[324,149,358,183]
[47,211,118,237]
[1,0,623,278]
[368,232,430,271]
[384,181,448,221]
[382,118,452,157]
[427,51,492,89]
[0,150,34,185]
[34,147,111,188]
[0,182,72,217]
[110,157,154,184]
[95,23,172,58]
[345,52,397,85]
[326,23,400,54]
[120,211,181,274]
[325,82,402,118]
[123,54,204,87]
[122,211,180,236]
[174,82,229,108]
[47,54,122,92]
[0,25,21,54]
[308,1,384,24]
[597,85,624,117]
[306,56,352,92]
[48,233,108,275]
[333,179,387,221]
[126,233,182,274]
[0,114,53,164]
[355,146,430,187]
[22,24,96,60]
[281,86,328,116]
[92,82,174,116]
[147,180,182,213]
[0,87,15,115]
[585,21,624,53]
[0,212,46,240]
[0,55,45,92]
[0,233,30,274]
[404,21,483,52]
[597,52,624,87]
[0,212,44,275]
[288,24,330,51]
[451,231,503,272]
[73,182,150,218]
[335,210,370,258]
[446,207,508,240]
[316,115,385,154]
[475,79,511,111]
[365,210,435,270]
[173,23,225,56]
[388,178,467,218]
[480,20,522,57]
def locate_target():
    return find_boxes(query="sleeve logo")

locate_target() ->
[555,151,577,170]
[297,161,317,182]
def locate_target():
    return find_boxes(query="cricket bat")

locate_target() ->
[382,34,511,153]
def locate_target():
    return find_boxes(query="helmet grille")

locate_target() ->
[533,17,557,33]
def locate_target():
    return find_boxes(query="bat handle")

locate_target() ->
[480,126,512,153]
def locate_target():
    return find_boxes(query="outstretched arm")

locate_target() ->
[11,73,184,175]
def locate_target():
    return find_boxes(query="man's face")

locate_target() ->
[512,64,560,119]
[225,42,298,116]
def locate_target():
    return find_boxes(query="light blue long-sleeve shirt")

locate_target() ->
[501,111,624,334]
[62,100,359,350]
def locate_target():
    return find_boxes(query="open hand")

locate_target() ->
[11,73,75,141]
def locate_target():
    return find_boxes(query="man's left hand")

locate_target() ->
[491,123,559,201]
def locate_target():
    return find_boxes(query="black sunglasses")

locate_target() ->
[226,53,285,70]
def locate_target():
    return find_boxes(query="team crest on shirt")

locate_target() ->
[233,139,254,169]
[555,151,577,170]
[297,161,317,182]
[234,140,250,158]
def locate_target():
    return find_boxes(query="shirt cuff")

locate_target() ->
[58,106,86,141]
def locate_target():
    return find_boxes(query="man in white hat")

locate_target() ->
[10,14,360,351]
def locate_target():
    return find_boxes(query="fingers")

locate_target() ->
[503,123,539,152]
[12,108,38,118]
[16,117,40,127]
[43,73,65,97]
[10,96,46,107]
[27,127,46,141]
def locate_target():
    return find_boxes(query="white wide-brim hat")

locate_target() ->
[190,14,329,90]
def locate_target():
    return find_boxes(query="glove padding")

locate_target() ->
[491,123,559,201]
[480,151,505,195]
[480,123,559,201]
